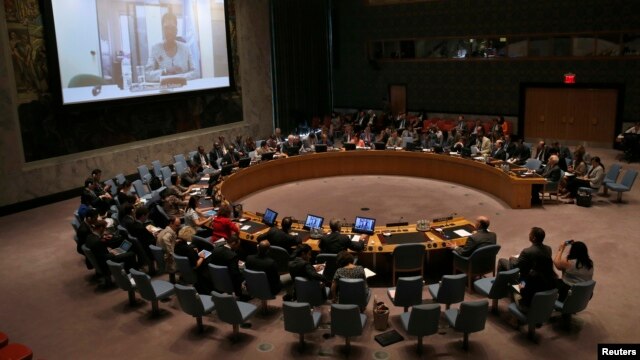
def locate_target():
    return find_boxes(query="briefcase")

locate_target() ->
[576,192,592,207]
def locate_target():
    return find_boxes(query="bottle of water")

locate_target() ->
[121,56,132,90]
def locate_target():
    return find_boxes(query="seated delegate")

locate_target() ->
[553,240,594,301]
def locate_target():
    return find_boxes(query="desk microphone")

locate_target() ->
[398,216,404,232]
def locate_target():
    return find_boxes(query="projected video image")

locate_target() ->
[50,0,231,104]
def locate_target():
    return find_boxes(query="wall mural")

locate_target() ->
[4,0,243,162]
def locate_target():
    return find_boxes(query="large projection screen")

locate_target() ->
[49,0,231,105]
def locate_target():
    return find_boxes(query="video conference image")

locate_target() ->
[50,0,231,104]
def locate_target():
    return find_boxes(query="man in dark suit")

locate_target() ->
[318,219,365,254]
[531,154,562,205]
[492,139,507,160]
[128,206,157,259]
[211,236,245,298]
[534,140,550,164]
[209,142,224,169]
[497,226,552,281]
[281,135,301,157]
[256,216,300,253]
[192,145,211,172]
[245,240,282,296]
[451,216,497,257]
[221,145,241,166]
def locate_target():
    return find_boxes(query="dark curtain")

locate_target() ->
[270,0,332,134]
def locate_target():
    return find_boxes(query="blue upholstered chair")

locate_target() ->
[208,264,234,295]
[387,275,424,312]
[508,288,558,340]
[149,244,175,283]
[400,303,440,353]
[173,253,197,284]
[474,268,520,313]
[106,260,137,306]
[606,169,638,202]
[210,290,257,338]
[294,277,329,307]
[452,244,501,290]
[337,278,370,311]
[428,273,467,310]
[174,284,215,332]
[444,300,489,350]
[283,301,322,347]
[331,304,367,352]
[554,280,596,327]
[391,243,425,286]
[243,269,276,313]
[130,268,175,316]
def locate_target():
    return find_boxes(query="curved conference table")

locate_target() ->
[221,150,545,210]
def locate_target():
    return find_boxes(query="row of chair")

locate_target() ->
[0,331,33,360]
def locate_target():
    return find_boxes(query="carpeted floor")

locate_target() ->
[0,148,638,359]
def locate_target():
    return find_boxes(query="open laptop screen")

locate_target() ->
[352,216,376,235]
[262,208,278,226]
[303,214,324,230]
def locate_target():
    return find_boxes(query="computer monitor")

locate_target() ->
[262,208,278,226]
[261,152,275,161]
[373,142,386,150]
[344,143,356,151]
[405,142,416,151]
[352,216,376,235]
[238,157,251,168]
[303,214,324,230]
[314,144,327,153]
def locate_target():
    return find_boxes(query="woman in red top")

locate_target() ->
[210,204,239,244]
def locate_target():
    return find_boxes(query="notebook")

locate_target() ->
[374,329,404,347]
[109,239,132,256]
[198,249,212,259]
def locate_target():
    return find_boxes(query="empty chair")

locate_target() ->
[174,161,187,176]
[137,164,152,184]
[428,274,467,310]
[173,253,197,284]
[524,158,541,171]
[444,300,490,350]
[337,278,370,311]
[554,280,596,325]
[391,243,425,286]
[210,290,258,338]
[161,166,172,187]
[243,269,276,312]
[149,244,176,283]
[295,277,330,307]
[115,173,127,186]
[129,268,175,316]
[188,150,198,161]
[400,304,441,353]
[508,288,558,339]
[270,245,290,274]
[152,160,163,178]
[174,154,188,168]
[132,179,152,201]
[474,268,520,313]
[606,169,638,202]
[283,301,322,347]
[387,275,424,312]
[104,178,118,196]
[208,264,235,294]
[106,260,137,306]
[331,304,367,352]
[601,163,622,195]
[452,244,501,290]
[315,253,338,283]
[174,284,215,332]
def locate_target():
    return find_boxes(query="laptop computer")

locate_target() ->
[261,152,276,161]
[314,144,327,153]
[221,164,234,176]
[238,157,251,168]
[405,142,416,151]
[344,143,356,151]
[352,216,376,235]
[109,239,132,256]
[262,208,278,226]
[373,142,386,150]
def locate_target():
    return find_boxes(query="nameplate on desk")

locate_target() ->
[432,216,453,223]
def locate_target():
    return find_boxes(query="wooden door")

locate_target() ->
[389,84,407,115]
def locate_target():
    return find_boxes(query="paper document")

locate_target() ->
[240,225,251,231]
[388,289,396,298]
[454,229,473,237]
[364,268,376,278]
[351,235,361,242]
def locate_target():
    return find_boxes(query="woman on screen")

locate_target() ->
[145,12,196,82]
